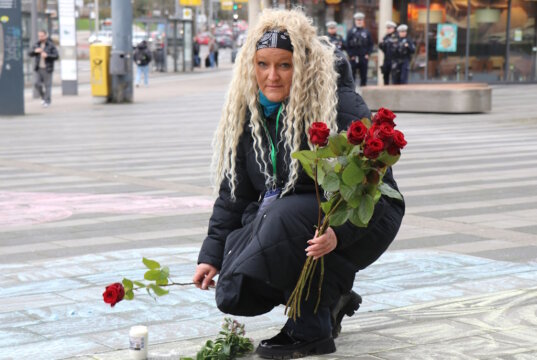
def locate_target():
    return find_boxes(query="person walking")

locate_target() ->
[326,21,344,51]
[392,24,415,85]
[133,40,152,87]
[378,21,398,85]
[192,8,405,359]
[153,42,165,72]
[28,30,58,108]
[345,12,373,87]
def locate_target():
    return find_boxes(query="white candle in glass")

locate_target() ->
[129,325,148,360]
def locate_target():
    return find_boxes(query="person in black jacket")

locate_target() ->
[193,9,404,359]
[28,30,59,107]
[378,21,398,85]
[345,12,373,87]
[392,24,416,85]
[133,40,152,87]
[326,21,344,51]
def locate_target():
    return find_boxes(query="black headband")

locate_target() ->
[256,30,294,52]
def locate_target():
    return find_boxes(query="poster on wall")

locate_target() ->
[437,23,457,52]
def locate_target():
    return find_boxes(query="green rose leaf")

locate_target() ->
[328,134,349,156]
[321,172,340,192]
[329,207,350,227]
[349,208,367,228]
[122,278,133,291]
[144,269,161,281]
[321,196,336,214]
[379,183,403,201]
[358,194,375,224]
[161,266,170,277]
[134,281,146,288]
[374,189,382,203]
[156,270,169,286]
[149,284,169,296]
[342,161,365,186]
[316,146,336,158]
[339,183,355,202]
[316,165,325,185]
[292,150,315,179]
[142,257,160,270]
[377,152,401,166]
[125,289,134,300]
[360,117,372,128]
[334,163,342,173]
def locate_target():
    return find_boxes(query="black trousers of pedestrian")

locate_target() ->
[382,61,392,85]
[392,61,410,85]
[34,68,52,104]
[351,56,369,87]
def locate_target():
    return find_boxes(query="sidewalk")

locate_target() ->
[1,70,537,359]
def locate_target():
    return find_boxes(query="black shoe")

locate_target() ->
[256,329,336,359]
[330,290,362,339]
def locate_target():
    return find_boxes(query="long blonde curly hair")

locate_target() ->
[212,8,339,198]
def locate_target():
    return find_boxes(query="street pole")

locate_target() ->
[109,0,133,103]
[95,0,99,33]
[30,0,37,45]
[208,0,213,31]
[377,0,392,85]
[248,0,267,28]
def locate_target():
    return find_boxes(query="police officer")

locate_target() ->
[326,21,344,51]
[346,12,373,87]
[392,24,415,85]
[378,21,398,85]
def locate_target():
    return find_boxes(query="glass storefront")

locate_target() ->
[404,0,537,83]
[301,0,536,83]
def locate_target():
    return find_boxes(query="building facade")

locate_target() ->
[297,0,537,84]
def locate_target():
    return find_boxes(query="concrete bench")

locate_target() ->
[361,83,492,113]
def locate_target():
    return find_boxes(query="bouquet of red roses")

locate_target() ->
[285,107,406,319]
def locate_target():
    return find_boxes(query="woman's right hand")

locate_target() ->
[192,263,219,290]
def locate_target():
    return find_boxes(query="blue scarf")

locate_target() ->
[259,90,281,117]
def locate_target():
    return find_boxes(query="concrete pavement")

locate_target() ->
[1,69,537,359]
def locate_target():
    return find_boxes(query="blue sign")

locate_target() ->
[437,23,457,53]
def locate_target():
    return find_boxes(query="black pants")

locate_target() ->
[34,68,52,103]
[392,61,410,85]
[382,62,392,85]
[351,55,368,87]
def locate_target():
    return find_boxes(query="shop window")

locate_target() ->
[507,0,537,82]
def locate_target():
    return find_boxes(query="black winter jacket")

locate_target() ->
[199,52,400,268]
[29,39,59,73]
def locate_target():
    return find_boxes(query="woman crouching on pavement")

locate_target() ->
[193,8,405,359]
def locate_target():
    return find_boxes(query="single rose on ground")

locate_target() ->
[103,282,125,307]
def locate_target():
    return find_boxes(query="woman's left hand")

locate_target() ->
[305,227,337,260]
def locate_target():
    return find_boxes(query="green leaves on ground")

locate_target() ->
[194,318,254,360]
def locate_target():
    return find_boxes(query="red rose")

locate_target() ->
[347,121,367,145]
[378,123,395,141]
[367,124,378,139]
[363,138,384,159]
[103,283,125,307]
[393,130,407,149]
[308,122,330,146]
[387,144,400,156]
[373,108,396,126]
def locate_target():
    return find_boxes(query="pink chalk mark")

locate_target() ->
[0,191,215,227]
